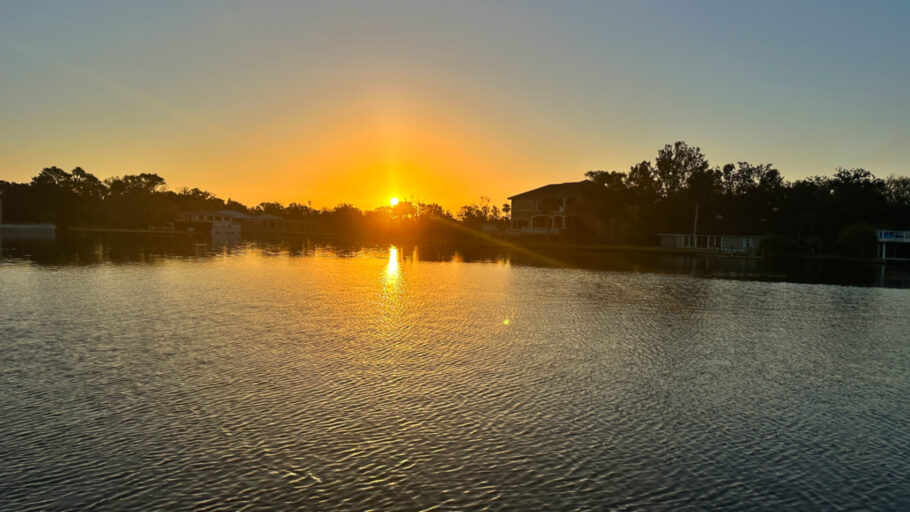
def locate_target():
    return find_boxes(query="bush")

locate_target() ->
[835,222,877,257]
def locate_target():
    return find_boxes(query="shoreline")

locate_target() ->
[53,226,910,264]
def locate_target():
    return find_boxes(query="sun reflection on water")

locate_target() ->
[384,245,400,285]
[381,244,405,312]
[379,244,406,343]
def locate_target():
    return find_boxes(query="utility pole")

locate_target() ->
[691,202,699,250]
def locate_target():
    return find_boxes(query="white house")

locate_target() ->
[176,210,304,237]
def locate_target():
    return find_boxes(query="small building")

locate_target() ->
[658,233,764,255]
[176,210,243,237]
[877,230,910,259]
[176,210,305,237]
[507,180,599,234]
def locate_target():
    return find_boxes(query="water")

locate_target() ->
[2,236,910,510]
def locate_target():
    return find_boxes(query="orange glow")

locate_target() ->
[389,197,400,206]
[383,245,401,287]
[0,54,584,211]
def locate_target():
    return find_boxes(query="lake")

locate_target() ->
[2,235,909,510]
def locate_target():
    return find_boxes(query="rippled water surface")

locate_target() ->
[2,240,910,510]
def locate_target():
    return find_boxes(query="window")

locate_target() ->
[513,200,534,211]
[532,216,551,228]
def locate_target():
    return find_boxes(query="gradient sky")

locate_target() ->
[1,1,908,210]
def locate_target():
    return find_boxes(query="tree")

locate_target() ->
[885,175,910,207]
[285,202,311,219]
[328,204,363,233]
[31,167,72,188]
[654,141,709,197]
[106,173,166,196]
[625,161,658,202]
[722,162,782,196]
[686,168,722,204]
[457,197,503,228]
[30,167,76,225]
[417,203,450,220]
[70,167,106,199]
[585,170,627,190]
[256,202,286,216]
[829,168,886,227]
[225,198,250,213]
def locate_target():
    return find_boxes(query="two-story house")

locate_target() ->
[507,180,599,234]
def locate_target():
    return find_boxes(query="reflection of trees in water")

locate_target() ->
[2,233,906,288]
[1,233,200,266]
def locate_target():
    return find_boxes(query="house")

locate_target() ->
[658,233,764,255]
[176,210,305,237]
[176,210,243,237]
[507,180,599,234]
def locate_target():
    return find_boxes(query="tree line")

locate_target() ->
[0,167,508,240]
[2,141,908,255]
[577,141,910,256]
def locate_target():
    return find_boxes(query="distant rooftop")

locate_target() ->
[216,210,254,220]
[508,180,599,200]
[181,209,274,220]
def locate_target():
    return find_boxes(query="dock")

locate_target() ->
[0,224,57,238]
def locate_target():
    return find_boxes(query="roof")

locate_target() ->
[508,180,599,200]
[181,210,272,221]
[216,209,254,220]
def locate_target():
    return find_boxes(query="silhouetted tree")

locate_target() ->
[654,141,709,197]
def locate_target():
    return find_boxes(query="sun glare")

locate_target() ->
[390,197,399,206]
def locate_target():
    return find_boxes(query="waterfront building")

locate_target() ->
[877,230,910,259]
[176,210,304,236]
[658,233,764,255]
[507,181,599,234]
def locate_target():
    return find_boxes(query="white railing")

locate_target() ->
[877,230,910,243]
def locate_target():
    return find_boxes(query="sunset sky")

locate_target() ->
[1,1,908,211]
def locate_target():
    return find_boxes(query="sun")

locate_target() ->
[389,197,399,206]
